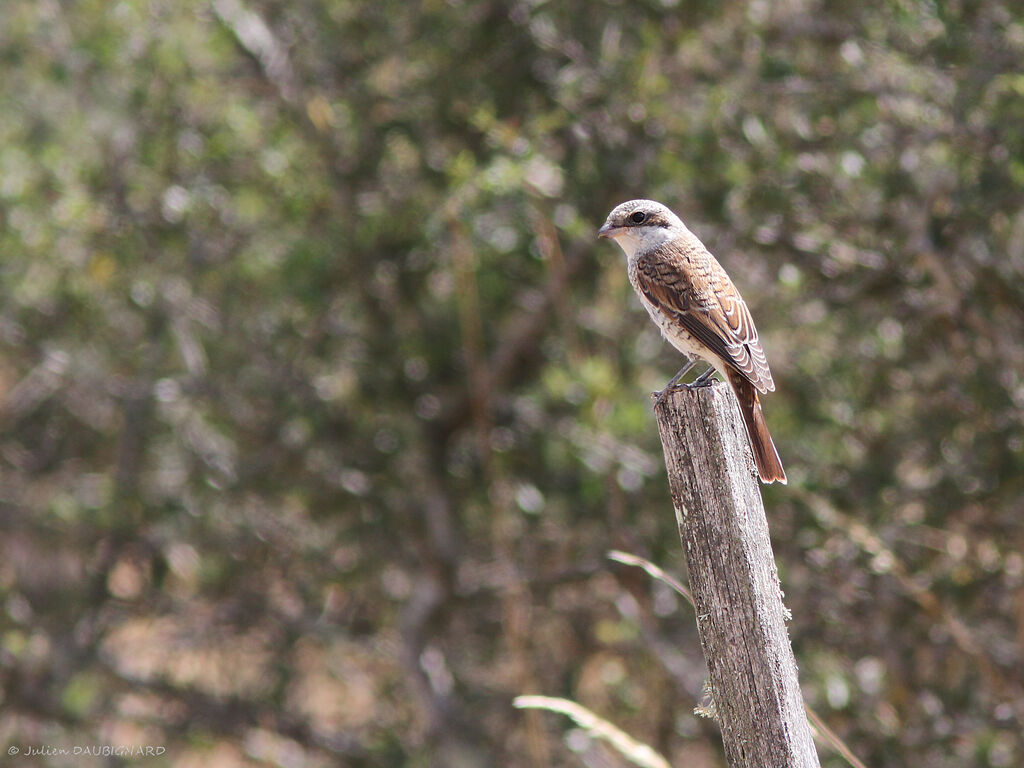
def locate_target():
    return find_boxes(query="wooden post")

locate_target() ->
[653,381,819,768]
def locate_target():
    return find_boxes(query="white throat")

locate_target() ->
[610,225,680,262]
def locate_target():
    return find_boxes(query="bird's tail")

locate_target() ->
[727,370,787,485]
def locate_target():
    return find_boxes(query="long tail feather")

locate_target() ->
[727,371,787,485]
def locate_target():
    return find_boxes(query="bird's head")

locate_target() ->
[598,199,685,258]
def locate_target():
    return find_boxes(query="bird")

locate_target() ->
[598,199,786,485]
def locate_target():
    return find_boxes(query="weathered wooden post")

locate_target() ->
[653,381,819,768]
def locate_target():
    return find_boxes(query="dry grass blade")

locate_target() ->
[805,706,870,768]
[513,695,671,768]
[608,549,694,606]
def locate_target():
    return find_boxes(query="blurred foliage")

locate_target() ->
[1,0,1023,766]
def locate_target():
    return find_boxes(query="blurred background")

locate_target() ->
[2,1,1023,766]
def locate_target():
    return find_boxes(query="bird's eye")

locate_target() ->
[630,211,646,224]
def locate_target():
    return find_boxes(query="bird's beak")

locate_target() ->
[597,222,622,239]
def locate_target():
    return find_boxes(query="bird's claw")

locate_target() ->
[684,377,716,389]
[652,380,688,408]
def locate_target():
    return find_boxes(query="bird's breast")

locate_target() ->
[627,263,718,365]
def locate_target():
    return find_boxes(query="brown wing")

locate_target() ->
[634,238,775,393]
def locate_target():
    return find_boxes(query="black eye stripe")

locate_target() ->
[630,210,647,224]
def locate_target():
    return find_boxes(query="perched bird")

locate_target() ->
[598,199,786,484]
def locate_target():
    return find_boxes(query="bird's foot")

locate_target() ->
[651,385,676,409]
[652,360,699,408]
